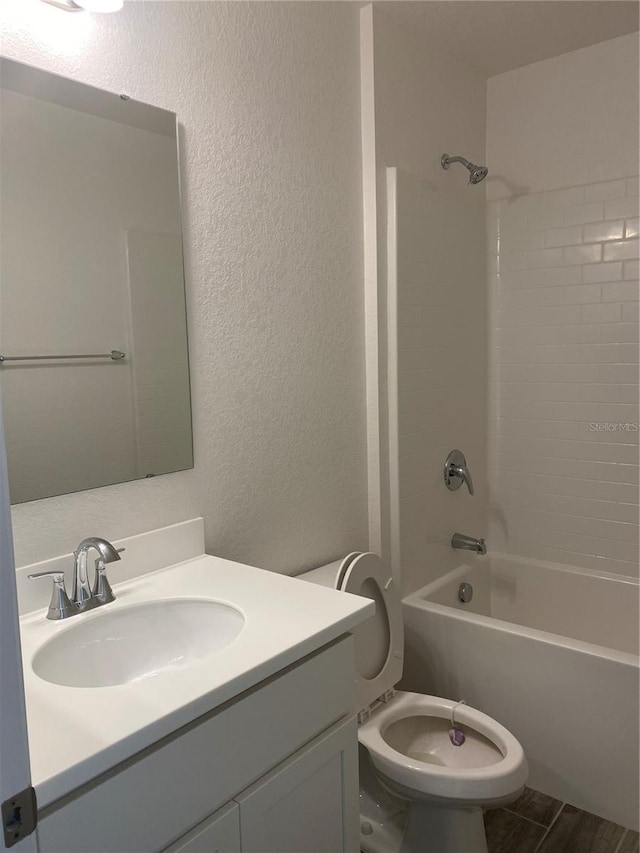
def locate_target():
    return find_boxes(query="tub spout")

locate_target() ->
[451,533,487,555]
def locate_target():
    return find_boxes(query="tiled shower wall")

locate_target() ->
[488,178,639,577]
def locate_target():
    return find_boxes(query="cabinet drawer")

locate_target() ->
[163,802,240,853]
[37,636,354,853]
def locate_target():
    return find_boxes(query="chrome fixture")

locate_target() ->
[451,533,487,555]
[92,557,116,605]
[444,450,475,495]
[27,570,76,620]
[458,582,474,604]
[29,537,123,620]
[441,153,488,185]
[73,538,122,611]
[0,350,125,364]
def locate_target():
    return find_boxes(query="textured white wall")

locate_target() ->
[368,9,487,593]
[2,1,368,572]
[486,36,639,576]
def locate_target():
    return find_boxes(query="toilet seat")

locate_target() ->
[337,553,404,719]
[358,691,528,805]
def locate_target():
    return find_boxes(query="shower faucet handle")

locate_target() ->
[444,450,475,496]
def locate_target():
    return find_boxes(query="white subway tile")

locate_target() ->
[515,342,618,364]
[492,467,637,503]
[603,239,639,262]
[494,417,580,441]
[540,186,586,208]
[499,266,583,290]
[560,284,601,305]
[510,523,638,563]
[601,281,639,302]
[580,302,622,324]
[583,220,624,243]
[526,247,564,268]
[564,244,602,265]
[494,450,638,484]
[495,486,639,524]
[507,509,638,546]
[498,305,581,328]
[605,196,639,220]
[599,323,639,343]
[488,180,639,574]
[563,201,604,225]
[580,343,624,363]
[500,230,546,253]
[582,262,623,283]
[497,324,599,347]
[498,284,601,309]
[619,384,639,404]
[500,251,528,271]
[498,381,618,403]
[597,363,639,384]
[497,399,597,423]
[544,225,583,248]
[625,217,639,239]
[576,417,639,444]
[527,207,568,231]
[493,435,638,466]
[620,343,640,363]
[584,179,627,202]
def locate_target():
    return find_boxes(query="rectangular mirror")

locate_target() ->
[0,58,193,503]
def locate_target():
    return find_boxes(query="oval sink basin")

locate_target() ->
[32,599,245,688]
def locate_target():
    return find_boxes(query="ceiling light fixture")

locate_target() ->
[40,0,123,12]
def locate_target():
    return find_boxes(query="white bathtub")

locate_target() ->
[401,554,639,830]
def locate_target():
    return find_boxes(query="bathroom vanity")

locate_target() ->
[16,520,373,853]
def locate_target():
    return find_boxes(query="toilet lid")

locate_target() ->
[339,553,404,716]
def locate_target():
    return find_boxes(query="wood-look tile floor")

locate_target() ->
[485,788,639,853]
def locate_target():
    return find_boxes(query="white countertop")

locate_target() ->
[18,527,373,808]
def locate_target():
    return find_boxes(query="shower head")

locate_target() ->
[441,154,488,185]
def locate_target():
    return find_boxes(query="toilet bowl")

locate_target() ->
[301,552,528,853]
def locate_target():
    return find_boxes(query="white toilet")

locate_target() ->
[301,552,528,853]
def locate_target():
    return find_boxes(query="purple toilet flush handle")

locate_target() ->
[448,699,467,747]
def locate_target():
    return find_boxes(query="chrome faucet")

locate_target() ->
[444,450,475,496]
[451,533,487,555]
[29,537,123,620]
[72,537,122,611]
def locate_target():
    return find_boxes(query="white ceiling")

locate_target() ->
[374,1,639,77]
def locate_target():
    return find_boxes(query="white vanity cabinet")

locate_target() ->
[164,803,241,853]
[166,716,357,853]
[35,637,360,853]
[235,715,358,853]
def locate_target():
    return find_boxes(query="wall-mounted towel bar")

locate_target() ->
[0,350,125,363]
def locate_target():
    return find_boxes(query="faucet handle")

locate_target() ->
[28,571,76,620]
[455,464,474,496]
[92,557,118,604]
[444,450,475,496]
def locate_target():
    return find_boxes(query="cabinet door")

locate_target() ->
[235,715,359,853]
[163,802,240,853]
